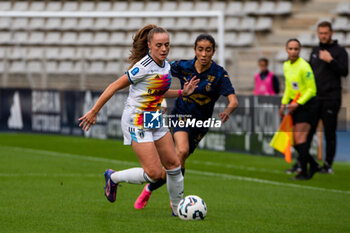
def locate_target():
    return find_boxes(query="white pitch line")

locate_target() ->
[1,145,349,195]
[0,173,100,178]
[189,160,284,174]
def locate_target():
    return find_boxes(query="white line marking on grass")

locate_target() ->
[0,173,101,177]
[190,160,284,174]
[1,145,349,195]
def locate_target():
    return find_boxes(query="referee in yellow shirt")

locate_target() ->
[279,38,320,180]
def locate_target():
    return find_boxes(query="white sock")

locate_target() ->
[111,168,154,184]
[166,166,184,214]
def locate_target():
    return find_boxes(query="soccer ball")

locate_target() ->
[177,195,207,220]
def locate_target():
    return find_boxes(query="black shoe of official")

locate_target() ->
[308,164,321,179]
[320,165,334,174]
[291,173,310,181]
[285,163,300,174]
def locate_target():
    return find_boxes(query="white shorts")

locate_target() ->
[121,107,169,145]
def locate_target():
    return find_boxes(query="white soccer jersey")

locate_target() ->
[125,54,171,127]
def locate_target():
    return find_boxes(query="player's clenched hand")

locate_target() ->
[182,76,200,96]
[319,50,333,63]
[79,110,97,131]
[218,112,229,123]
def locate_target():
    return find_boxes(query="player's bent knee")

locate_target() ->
[144,169,162,182]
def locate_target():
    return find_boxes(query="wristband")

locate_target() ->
[178,90,183,97]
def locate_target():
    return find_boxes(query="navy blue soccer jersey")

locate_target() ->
[170,58,235,120]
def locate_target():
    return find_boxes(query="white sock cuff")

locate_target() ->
[143,171,156,183]
[166,165,182,176]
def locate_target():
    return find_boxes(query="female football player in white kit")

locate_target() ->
[79,24,199,216]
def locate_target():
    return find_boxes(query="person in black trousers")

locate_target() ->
[307,21,349,174]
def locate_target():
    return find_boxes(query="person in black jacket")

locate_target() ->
[307,21,349,174]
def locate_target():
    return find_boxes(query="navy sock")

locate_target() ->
[148,178,166,192]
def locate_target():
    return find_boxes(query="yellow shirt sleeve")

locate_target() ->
[297,63,317,105]
[281,62,291,105]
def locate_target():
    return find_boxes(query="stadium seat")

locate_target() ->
[28,32,45,44]
[176,18,192,30]
[13,1,28,11]
[258,2,275,15]
[59,47,76,60]
[225,33,238,47]
[127,18,144,30]
[78,18,94,30]
[77,48,91,59]
[45,47,60,60]
[105,61,121,74]
[0,32,11,44]
[145,2,161,11]
[45,18,62,30]
[29,2,45,11]
[112,2,128,11]
[333,17,349,31]
[243,2,259,15]
[0,48,6,60]
[192,18,208,30]
[335,2,350,15]
[9,61,26,73]
[0,18,11,30]
[255,17,272,31]
[194,2,210,11]
[208,18,218,31]
[125,32,135,45]
[110,32,126,45]
[161,2,177,11]
[144,18,159,26]
[9,47,26,60]
[90,47,108,60]
[173,32,191,46]
[169,47,187,60]
[12,18,28,30]
[0,61,4,72]
[94,32,109,45]
[240,17,256,31]
[88,61,105,74]
[275,2,292,15]
[333,32,345,45]
[46,32,61,44]
[159,18,176,30]
[79,2,95,11]
[178,2,194,11]
[78,32,94,45]
[236,32,254,46]
[29,18,45,30]
[110,18,128,30]
[0,1,11,11]
[27,61,42,73]
[298,33,317,46]
[13,31,28,44]
[57,61,75,73]
[62,2,78,11]
[275,50,287,62]
[211,2,226,12]
[226,2,243,16]
[95,18,111,30]
[129,2,144,11]
[62,32,78,45]
[45,61,58,73]
[47,2,61,11]
[96,2,111,11]
[61,18,78,30]
[107,48,123,60]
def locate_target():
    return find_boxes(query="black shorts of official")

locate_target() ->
[291,97,318,125]
[171,124,209,155]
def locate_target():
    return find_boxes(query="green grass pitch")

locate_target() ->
[0,133,349,233]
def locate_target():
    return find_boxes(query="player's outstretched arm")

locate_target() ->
[164,76,199,98]
[218,94,239,123]
[79,75,130,131]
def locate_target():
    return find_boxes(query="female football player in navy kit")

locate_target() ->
[79,24,199,216]
[135,34,239,209]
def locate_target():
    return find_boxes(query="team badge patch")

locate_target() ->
[131,67,139,76]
